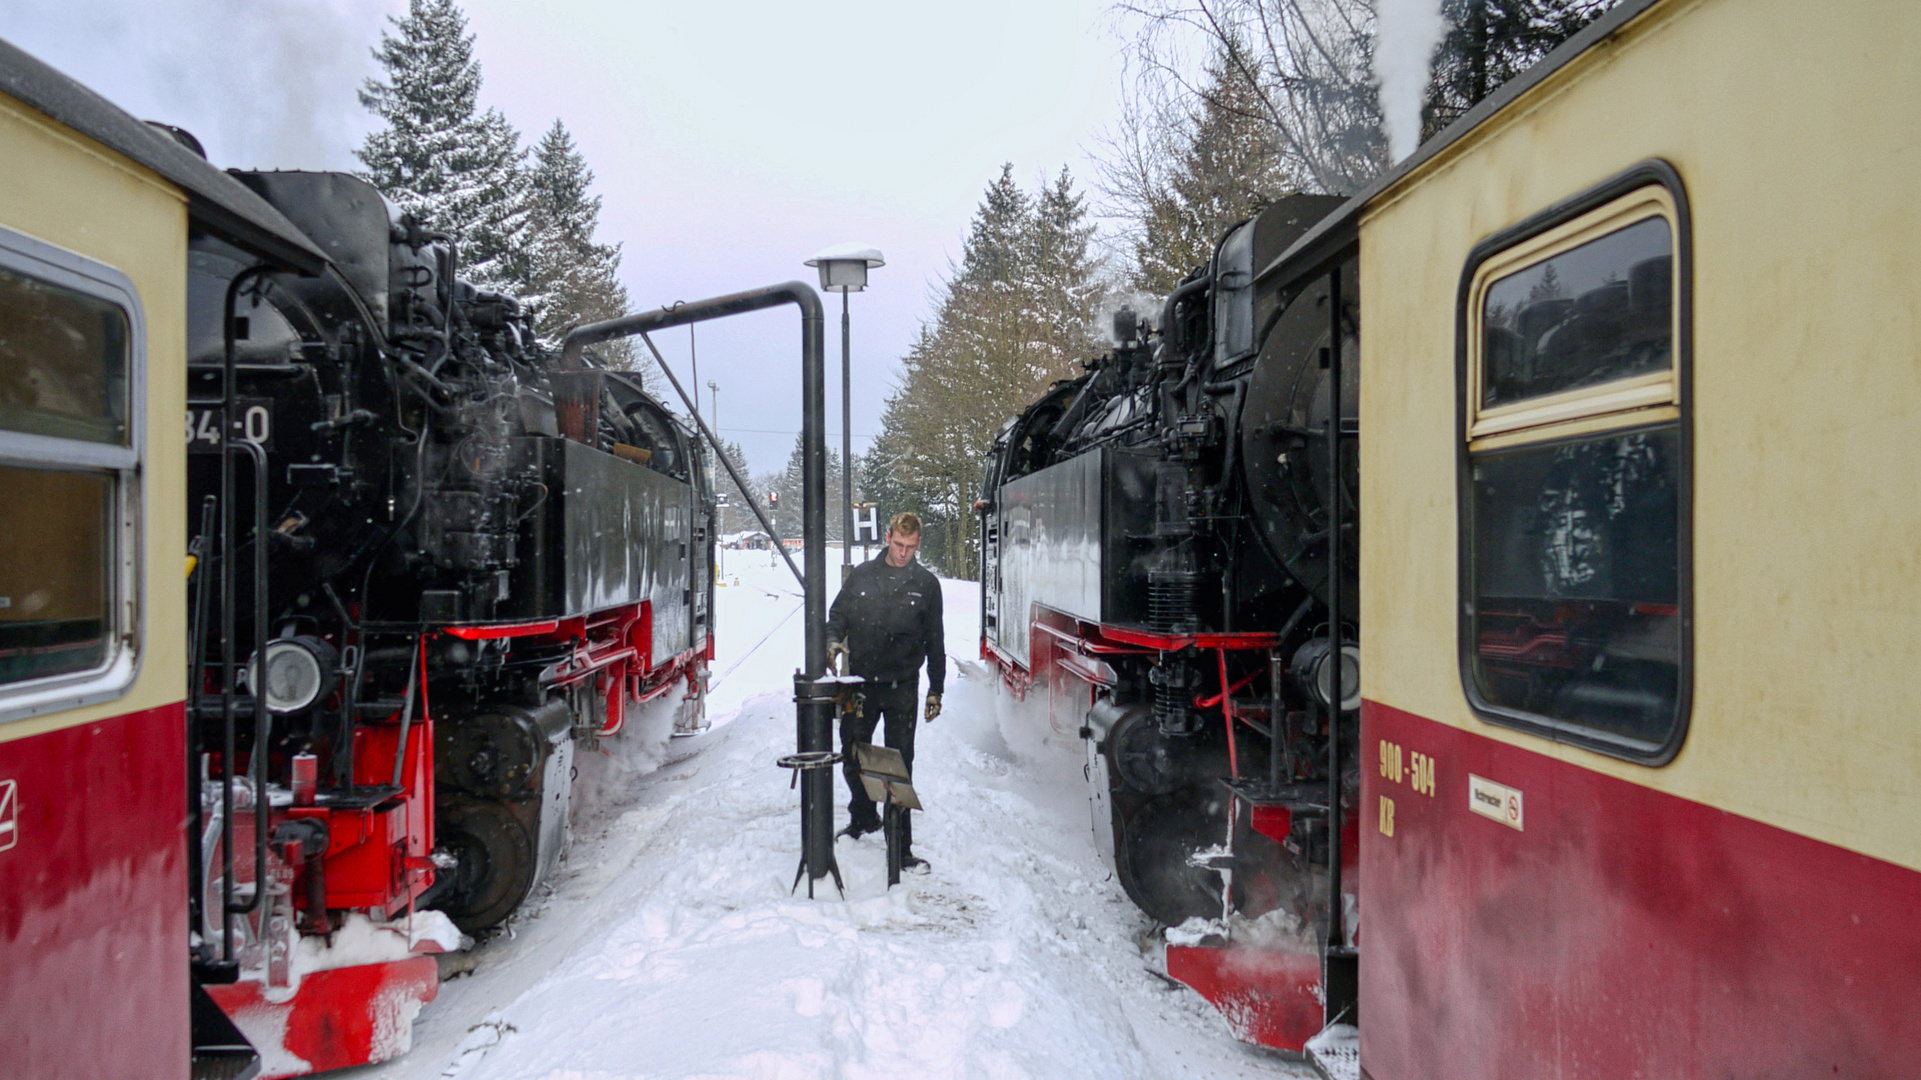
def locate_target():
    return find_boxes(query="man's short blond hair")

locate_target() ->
[888,511,922,537]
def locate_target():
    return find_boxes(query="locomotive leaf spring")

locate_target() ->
[1149,661,1203,737]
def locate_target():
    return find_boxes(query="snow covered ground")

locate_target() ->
[342,555,1310,1080]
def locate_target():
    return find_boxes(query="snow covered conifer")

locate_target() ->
[870,167,1105,575]
[1031,167,1107,371]
[524,120,644,377]
[1424,0,1614,137]
[357,0,533,294]
[1117,47,1300,296]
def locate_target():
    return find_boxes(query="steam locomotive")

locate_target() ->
[177,166,716,1071]
[979,193,1359,1044]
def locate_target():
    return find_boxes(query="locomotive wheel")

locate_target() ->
[433,796,537,933]
[1109,710,1184,796]
[1098,710,1225,925]
[1110,790,1228,927]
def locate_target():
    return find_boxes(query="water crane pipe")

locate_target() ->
[561,282,840,893]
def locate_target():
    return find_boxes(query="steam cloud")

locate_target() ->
[1372,0,1449,162]
[4,0,391,171]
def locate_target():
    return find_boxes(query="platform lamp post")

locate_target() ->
[708,380,721,577]
[805,245,884,581]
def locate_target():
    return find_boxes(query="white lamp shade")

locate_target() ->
[806,244,885,293]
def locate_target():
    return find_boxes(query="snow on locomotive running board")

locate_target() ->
[340,557,1311,1080]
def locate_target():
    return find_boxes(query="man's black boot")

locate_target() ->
[838,816,880,841]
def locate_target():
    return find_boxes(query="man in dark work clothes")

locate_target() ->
[826,511,944,870]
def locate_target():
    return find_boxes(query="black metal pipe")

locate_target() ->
[1268,592,1315,787]
[562,282,837,889]
[1323,265,1350,1007]
[841,291,853,574]
[632,331,804,591]
[391,634,421,788]
[218,266,268,960]
[227,437,271,920]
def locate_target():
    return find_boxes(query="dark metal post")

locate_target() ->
[841,290,853,578]
[884,802,903,887]
[1324,266,1357,1024]
[561,283,838,892]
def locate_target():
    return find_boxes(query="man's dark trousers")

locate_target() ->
[841,679,918,850]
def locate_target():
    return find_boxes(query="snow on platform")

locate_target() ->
[340,560,1310,1080]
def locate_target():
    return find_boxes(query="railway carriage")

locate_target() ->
[1348,0,1921,1073]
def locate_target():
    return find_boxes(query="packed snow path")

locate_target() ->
[346,556,1310,1080]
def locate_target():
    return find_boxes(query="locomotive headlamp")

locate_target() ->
[244,636,340,714]
[1291,637,1361,713]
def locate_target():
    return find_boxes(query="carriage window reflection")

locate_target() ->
[1482,216,1671,409]
[0,466,112,687]
[0,265,130,444]
[1469,426,1680,748]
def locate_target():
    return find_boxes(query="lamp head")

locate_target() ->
[805,244,885,293]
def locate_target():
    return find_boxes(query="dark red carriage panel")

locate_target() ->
[0,703,189,1080]
[1360,698,1921,1080]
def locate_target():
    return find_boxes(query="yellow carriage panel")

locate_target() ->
[1359,0,1921,869]
[0,92,186,743]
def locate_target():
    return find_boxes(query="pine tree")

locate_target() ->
[357,0,532,294]
[1032,167,1108,370]
[775,433,845,542]
[1423,0,1615,137]
[711,438,759,535]
[1102,0,1385,229]
[524,120,644,377]
[1120,47,1300,296]
[867,167,1107,577]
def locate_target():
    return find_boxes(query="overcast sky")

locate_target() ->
[1,0,1133,476]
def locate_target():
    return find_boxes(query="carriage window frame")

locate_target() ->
[1455,161,1692,765]
[0,225,145,725]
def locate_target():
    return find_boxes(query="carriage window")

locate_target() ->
[1469,428,1680,747]
[0,226,142,718]
[0,265,131,445]
[1482,217,1670,409]
[0,467,112,686]
[1461,177,1688,763]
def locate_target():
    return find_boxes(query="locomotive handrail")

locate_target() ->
[216,266,275,970]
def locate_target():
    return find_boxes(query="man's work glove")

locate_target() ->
[827,640,849,675]
[924,693,942,722]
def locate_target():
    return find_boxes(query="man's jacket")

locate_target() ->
[825,555,945,694]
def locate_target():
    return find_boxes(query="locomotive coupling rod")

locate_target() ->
[563,282,840,893]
